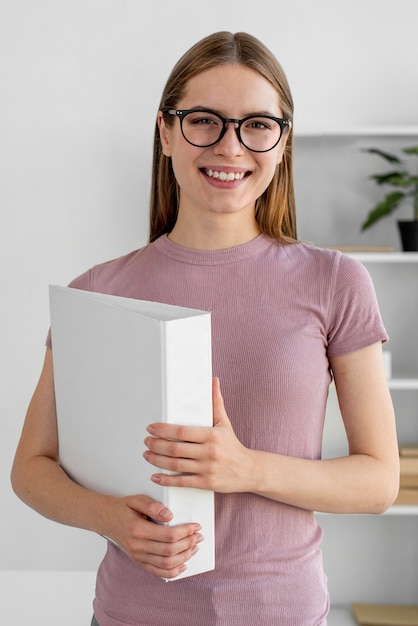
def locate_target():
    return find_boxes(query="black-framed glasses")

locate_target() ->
[164,109,291,153]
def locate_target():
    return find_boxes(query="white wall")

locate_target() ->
[2,0,418,572]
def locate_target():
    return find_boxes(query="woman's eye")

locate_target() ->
[196,118,214,125]
[247,119,270,130]
[189,114,218,126]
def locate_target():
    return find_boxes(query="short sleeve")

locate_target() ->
[326,253,388,357]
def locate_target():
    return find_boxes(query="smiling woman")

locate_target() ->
[150,32,296,246]
[11,31,399,626]
[156,63,292,249]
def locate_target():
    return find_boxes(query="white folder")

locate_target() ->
[49,285,214,579]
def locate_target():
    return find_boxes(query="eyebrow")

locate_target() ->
[188,105,283,118]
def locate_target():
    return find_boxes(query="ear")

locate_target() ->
[276,120,292,165]
[158,111,172,157]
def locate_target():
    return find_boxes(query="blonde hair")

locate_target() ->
[149,31,296,243]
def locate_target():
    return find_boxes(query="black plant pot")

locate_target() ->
[397,220,418,252]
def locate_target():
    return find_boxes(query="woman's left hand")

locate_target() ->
[143,377,253,493]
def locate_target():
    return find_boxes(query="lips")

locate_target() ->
[202,168,248,181]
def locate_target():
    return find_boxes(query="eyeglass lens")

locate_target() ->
[180,111,283,152]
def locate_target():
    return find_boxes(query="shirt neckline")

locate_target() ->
[154,233,275,266]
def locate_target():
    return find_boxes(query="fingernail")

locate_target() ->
[151,475,161,483]
[191,545,199,555]
[195,533,204,543]
[159,508,172,520]
[147,426,156,434]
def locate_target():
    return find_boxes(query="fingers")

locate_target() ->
[141,543,200,579]
[146,422,209,443]
[123,510,203,578]
[143,437,204,470]
[143,426,212,473]
[135,525,204,579]
[126,494,173,523]
[110,495,204,579]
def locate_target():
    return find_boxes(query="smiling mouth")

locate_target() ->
[202,168,248,181]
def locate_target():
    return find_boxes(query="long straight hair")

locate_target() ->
[149,32,296,243]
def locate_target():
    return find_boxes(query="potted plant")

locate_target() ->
[362,145,418,251]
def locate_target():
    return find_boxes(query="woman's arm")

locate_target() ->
[11,349,203,579]
[144,342,400,514]
[249,342,400,513]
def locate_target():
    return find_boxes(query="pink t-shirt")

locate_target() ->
[54,235,387,626]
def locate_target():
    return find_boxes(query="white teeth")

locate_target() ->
[206,169,245,181]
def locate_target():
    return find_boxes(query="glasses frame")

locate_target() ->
[165,108,291,153]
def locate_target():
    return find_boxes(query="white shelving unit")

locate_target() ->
[320,252,418,625]
[296,126,418,138]
[348,253,418,262]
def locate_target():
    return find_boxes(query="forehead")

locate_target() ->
[179,64,282,116]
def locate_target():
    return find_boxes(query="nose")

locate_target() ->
[213,122,245,156]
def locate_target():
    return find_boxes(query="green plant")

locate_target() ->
[361,145,418,230]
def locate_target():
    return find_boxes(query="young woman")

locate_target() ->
[11,32,399,625]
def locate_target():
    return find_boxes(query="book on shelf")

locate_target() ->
[395,489,418,505]
[352,602,418,625]
[399,457,418,488]
[399,446,418,458]
[49,285,215,580]
[393,447,418,505]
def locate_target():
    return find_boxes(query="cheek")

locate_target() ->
[260,154,280,184]
[169,152,194,191]
[252,157,280,198]
[170,143,203,180]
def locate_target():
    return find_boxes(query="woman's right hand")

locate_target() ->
[98,494,203,578]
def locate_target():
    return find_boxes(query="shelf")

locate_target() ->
[346,252,418,263]
[386,505,418,515]
[329,379,418,390]
[316,506,418,517]
[329,605,418,626]
[387,379,418,390]
[295,126,418,138]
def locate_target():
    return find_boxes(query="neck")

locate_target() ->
[168,211,261,251]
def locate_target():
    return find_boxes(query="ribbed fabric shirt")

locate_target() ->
[56,234,387,626]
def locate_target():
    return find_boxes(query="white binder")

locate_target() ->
[49,285,214,579]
